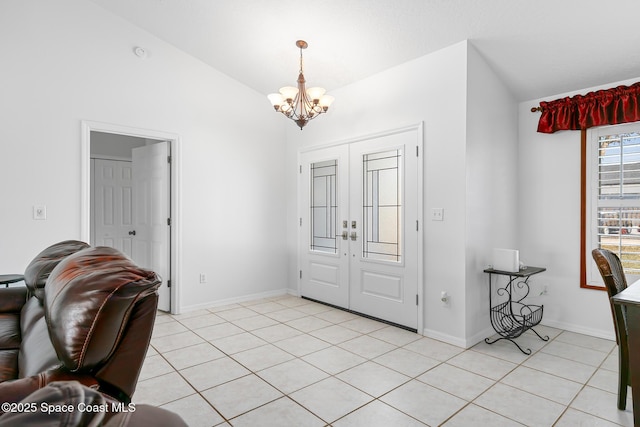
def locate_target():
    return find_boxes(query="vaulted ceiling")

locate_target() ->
[90,0,640,102]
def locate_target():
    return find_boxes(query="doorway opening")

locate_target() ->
[80,121,180,313]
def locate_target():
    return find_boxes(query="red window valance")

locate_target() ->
[536,82,640,133]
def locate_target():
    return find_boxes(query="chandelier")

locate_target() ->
[267,40,334,130]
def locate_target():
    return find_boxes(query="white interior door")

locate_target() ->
[92,159,135,257]
[132,142,171,312]
[299,127,421,330]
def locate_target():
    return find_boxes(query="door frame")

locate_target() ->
[297,122,424,333]
[80,120,181,314]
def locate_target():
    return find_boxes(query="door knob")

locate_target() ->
[350,231,357,241]
[341,231,349,240]
[128,230,136,236]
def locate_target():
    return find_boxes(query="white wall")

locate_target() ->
[465,45,519,344]
[285,41,516,346]
[519,76,640,340]
[0,0,288,312]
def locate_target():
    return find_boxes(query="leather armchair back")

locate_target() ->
[23,240,90,301]
[44,246,161,401]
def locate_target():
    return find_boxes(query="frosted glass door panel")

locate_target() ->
[363,150,402,262]
[311,160,338,253]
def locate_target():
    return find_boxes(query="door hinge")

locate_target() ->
[299,165,302,174]
[299,217,302,226]
[167,218,171,226]
[416,146,419,157]
[416,220,419,231]
[167,155,172,163]
[299,270,302,279]
[167,280,171,288]
[416,294,419,305]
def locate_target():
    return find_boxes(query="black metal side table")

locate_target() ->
[483,267,549,354]
[0,274,25,288]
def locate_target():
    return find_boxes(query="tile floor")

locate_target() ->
[134,294,634,426]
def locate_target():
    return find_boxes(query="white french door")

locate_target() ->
[299,126,422,330]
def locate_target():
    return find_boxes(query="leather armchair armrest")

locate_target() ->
[0,370,99,411]
[0,288,27,314]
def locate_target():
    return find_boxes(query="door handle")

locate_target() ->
[341,231,349,240]
[128,230,136,236]
[350,231,357,241]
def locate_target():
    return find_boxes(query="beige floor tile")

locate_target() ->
[139,354,175,381]
[258,358,329,394]
[175,312,226,330]
[151,319,189,338]
[555,408,621,426]
[244,301,288,314]
[232,344,295,371]
[523,351,597,383]
[338,335,397,359]
[588,367,622,394]
[134,371,195,406]
[380,379,467,426]
[201,374,282,419]
[541,340,609,367]
[230,397,325,427]
[474,383,566,426]
[369,326,422,346]
[162,342,225,370]
[442,403,523,427]
[180,357,250,391]
[215,306,260,321]
[232,314,279,331]
[150,330,205,353]
[373,347,440,377]
[417,363,495,401]
[302,346,367,375]
[272,333,331,357]
[160,393,225,427]
[570,386,634,426]
[212,331,267,354]
[403,337,464,362]
[336,361,410,397]
[309,324,362,344]
[193,322,245,341]
[333,400,425,427]
[340,316,388,334]
[314,308,360,324]
[501,365,582,405]
[554,330,616,353]
[289,377,373,424]
[265,307,308,322]
[142,305,628,427]
[285,315,333,333]
[251,323,303,342]
[447,349,517,380]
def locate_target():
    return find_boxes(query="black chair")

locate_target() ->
[592,248,630,410]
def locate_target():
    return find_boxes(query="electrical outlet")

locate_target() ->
[199,273,207,283]
[33,205,47,220]
[431,208,444,221]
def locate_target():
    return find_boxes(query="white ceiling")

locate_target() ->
[89,0,640,102]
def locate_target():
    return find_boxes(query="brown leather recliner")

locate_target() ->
[0,243,161,408]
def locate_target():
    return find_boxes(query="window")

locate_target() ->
[586,123,640,287]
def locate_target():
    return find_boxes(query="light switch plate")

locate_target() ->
[33,205,47,220]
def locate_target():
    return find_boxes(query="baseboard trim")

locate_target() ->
[177,288,290,314]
